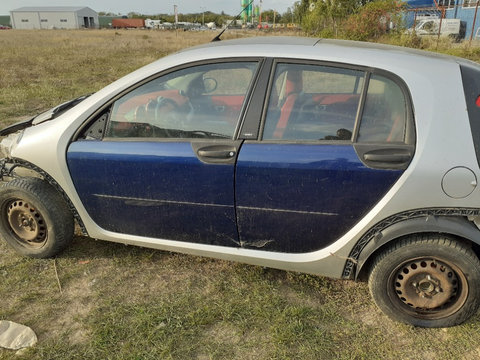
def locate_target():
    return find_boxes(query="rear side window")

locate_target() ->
[357,74,408,143]
[460,64,480,166]
[262,63,364,141]
[261,63,411,144]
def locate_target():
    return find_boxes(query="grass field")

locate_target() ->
[2,29,480,359]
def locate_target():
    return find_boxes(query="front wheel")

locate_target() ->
[368,235,480,327]
[0,177,74,258]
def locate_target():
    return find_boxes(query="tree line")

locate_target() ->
[99,9,299,27]
[100,0,404,41]
[291,0,405,40]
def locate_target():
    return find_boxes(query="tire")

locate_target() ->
[0,177,74,258]
[368,235,480,327]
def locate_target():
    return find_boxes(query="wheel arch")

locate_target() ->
[355,215,480,281]
[0,157,87,236]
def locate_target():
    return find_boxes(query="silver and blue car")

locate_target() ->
[1,37,480,327]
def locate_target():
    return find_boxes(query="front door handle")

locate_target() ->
[193,143,241,164]
[197,149,236,158]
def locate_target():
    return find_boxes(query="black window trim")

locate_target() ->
[237,57,273,140]
[352,71,371,143]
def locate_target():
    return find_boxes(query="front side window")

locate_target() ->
[105,62,258,139]
[357,74,408,143]
[263,63,365,141]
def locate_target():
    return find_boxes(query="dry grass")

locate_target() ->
[1,29,480,359]
[0,29,255,126]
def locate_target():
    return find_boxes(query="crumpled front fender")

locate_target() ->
[0,131,24,159]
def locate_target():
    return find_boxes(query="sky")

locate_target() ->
[0,0,295,16]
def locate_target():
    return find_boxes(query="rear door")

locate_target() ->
[67,60,260,247]
[235,61,415,253]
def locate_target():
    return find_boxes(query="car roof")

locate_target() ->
[183,36,476,67]
[201,36,321,47]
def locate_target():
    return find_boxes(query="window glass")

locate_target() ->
[357,74,407,143]
[263,63,364,141]
[105,62,258,139]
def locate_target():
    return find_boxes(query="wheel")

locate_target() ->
[0,177,74,258]
[368,235,480,327]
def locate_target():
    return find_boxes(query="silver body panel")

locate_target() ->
[6,38,480,278]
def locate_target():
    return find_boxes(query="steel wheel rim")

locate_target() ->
[389,257,468,320]
[6,199,47,248]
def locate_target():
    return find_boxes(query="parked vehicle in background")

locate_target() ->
[1,37,480,328]
[408,18,466,40]
[0,25,11,30]
[112,18,145,29]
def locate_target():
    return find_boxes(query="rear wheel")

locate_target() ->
[368,235,480,327]
[0,177,74,258]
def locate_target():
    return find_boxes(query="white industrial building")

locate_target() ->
[10,6,98,29]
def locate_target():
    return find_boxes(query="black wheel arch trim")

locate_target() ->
[343,208,480,280]
[0,158,88,236]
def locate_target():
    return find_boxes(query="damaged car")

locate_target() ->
[2,36,480,327]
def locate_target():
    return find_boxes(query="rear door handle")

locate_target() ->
[356,144,414,170]
[364,153,411,163]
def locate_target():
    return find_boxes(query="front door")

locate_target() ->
[67,60,260,247]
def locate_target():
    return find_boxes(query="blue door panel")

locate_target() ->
[235,143,403,253]
[67,141,238,245]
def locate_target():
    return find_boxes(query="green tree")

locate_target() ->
[281,8,293,24]
[343,0,405,41]
[295,0,311,23]
[261,9,281,24]
[302,0,358,36]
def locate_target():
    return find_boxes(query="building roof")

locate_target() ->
[11,6,95,13]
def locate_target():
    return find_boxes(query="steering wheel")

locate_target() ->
[131,104,154,137]
[153,96,185,138]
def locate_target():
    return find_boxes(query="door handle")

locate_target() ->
[197,149,236,158]
[193,142,242,164]
[364,153,411,163]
